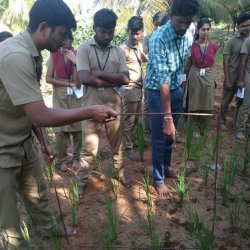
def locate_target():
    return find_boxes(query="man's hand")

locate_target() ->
[237,81,245,90]
[224,80,232,90]
[90,105,117,123]
[140,52,148,63]
[64,49,76,64]
[41,145,56,165]
[163,117,176,141]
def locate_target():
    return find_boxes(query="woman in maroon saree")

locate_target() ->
[185,18,219,134]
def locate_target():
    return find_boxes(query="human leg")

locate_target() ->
[0,167,26,249]
[55,131,70,171]
[77,121,101,197]
[71,131,82,169]
[236,83,250,135]
[219,82,237,126]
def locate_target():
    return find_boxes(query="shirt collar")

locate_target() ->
[89,36,113,50]
[125,39,139,49]
[21,30,40,58]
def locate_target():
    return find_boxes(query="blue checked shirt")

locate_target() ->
[145,21,195,90]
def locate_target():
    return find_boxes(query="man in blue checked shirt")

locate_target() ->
[145,0,199,197]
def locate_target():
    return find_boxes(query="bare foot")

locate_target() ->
[154,183,171,197]
[60,161,68,172]
[120,176,132,188]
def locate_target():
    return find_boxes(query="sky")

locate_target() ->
[64,0,95,14]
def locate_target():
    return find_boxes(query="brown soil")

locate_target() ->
[19,64,250,250]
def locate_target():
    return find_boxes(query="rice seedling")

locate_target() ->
[187,205,214,250]
[187,206,203,232]
[140,209,162,250]
[20,221,31,250]
[142,174,152,207]
[107,165,118,201]
[45,127,54,138]
[229,193,244,232]
[68,179,79,226]
[229,143,239,185]
[183,123,195,161]
[194,224,214,250]
[49,214,62,250]
[42,162,55,186]
[135,122,145,162]
[203,158,211,186]
[102,197,119,249]
[243,135,250,174]
[175,170,187,207]
[219,157,230,205]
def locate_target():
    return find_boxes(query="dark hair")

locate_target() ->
[66,32,73,41]
[127,16,144,31]
[171,0,199,17]
[28,0,76,33]
[0,31,13,42]
[94,9,118,29]
[194,18,211,41]
[153,12,169,25]
[197,18,211,30]
[236,12,250,26]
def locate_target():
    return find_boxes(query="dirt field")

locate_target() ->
[17,63,250,250]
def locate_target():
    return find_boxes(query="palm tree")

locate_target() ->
[94,0,250,32]
[0,0,34,32]
[94,0,170,32]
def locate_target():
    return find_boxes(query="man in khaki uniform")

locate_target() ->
[121,16,147,161]
[235,36,250,140]
[76,8,130,198]
[0,1,116,249]
[219,13,250,131]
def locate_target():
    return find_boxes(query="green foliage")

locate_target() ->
[229,193,244,232]
[142,174,152,207]
[188,206,203,232]
[243,134,250,174]
[68,180,79,225]
[73,20,94,47]
[102,198,119,249]
[219,158,230,205]
[187,206,214,250]
[175,170,187,207]
[107,165,118,201]
[140,210,162,250]
[135,122,145,162]
[20,221,31,250]
[229,144,239,186]
[43,162,55,187]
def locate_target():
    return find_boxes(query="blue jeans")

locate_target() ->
[147,87,184,185]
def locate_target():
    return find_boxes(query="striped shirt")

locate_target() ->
[145,20,195,90]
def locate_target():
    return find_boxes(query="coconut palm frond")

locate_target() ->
[1,0,29,32]
[198,0,232,23]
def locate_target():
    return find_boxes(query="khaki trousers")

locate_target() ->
[236,82,250,132]
[0,141,53,249]
[55,131,82,162]
[219,82,242,124]
[77,116,124,184]
[123,99,142,150]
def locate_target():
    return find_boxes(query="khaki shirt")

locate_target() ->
[0,30,43,168]
[240,37,250,83]
[76,37,128,107]
[121,39,144,102]
[223,32,247,83]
